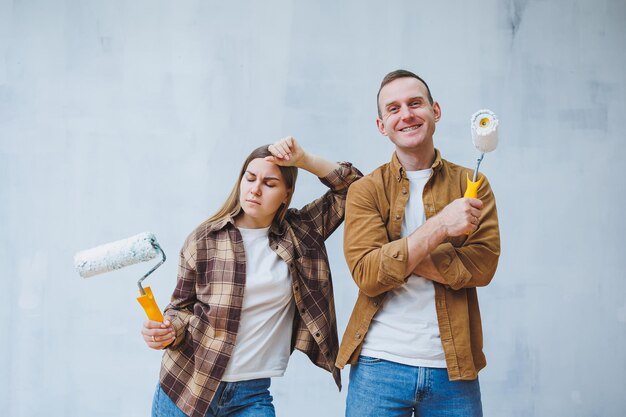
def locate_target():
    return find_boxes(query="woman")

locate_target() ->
[141,137,362,417]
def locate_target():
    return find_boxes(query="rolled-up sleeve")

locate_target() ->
[343,178,410,297]
[294,162,363,240]
[432,174,500,290]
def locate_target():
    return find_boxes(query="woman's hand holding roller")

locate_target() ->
[142,319,175,350]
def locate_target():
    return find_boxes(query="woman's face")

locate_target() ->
[237,158,291,228]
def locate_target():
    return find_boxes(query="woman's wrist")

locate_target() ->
[297,153,339,177]
[294,151,310,169]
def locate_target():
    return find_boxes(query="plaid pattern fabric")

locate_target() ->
[159,162,362,417]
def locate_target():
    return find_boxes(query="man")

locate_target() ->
[336,70,500,417]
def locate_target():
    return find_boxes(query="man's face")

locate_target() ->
[376,77,441,152]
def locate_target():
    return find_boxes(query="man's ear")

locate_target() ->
[376,118,388,136]
[433,101,442,122]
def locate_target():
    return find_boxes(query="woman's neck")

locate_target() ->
[234,214,272,229]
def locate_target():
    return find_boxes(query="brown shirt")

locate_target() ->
[336,150,500,380]
[159,162,362,417]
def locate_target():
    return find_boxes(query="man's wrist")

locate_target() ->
[426,215,448,243]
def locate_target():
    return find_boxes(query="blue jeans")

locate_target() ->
[346,356,482,417]
[152,378,275,417]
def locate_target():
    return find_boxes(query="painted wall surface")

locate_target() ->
[1,0,625,416]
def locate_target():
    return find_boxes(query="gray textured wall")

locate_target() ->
[1,0,625,416]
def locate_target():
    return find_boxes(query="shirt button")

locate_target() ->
[355,333,362,339]
[402,188,407,195]
[294,285,299,291]
[392,252,398,258]
[395,214,400,220]
[373,301,379,307]
[315,332,321,338]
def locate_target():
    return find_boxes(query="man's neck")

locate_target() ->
[395,145,435,171]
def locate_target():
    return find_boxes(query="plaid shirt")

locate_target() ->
[158,162,362,417]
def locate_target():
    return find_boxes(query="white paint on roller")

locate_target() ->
[74,232,158,278]
[471,109,499,153]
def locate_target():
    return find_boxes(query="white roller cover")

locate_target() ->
[74,232,159,278]
[471,109,499,153]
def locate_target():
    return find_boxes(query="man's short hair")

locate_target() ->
[377,69,434,118]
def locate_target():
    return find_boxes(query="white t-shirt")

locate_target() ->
[221,226,295,381]
[360,168,446,368]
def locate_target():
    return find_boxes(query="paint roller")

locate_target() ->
[74,232,166,322]
[464,109,499,199]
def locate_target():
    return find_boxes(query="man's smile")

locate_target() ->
[400,124,423,133]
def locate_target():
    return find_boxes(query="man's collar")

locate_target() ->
[390,148,443,181]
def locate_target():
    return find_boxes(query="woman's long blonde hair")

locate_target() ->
[206,145,298,226]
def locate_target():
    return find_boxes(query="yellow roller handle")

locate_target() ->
[137,286,164,322]
[464,174,484,235]
[464,173,484,199]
